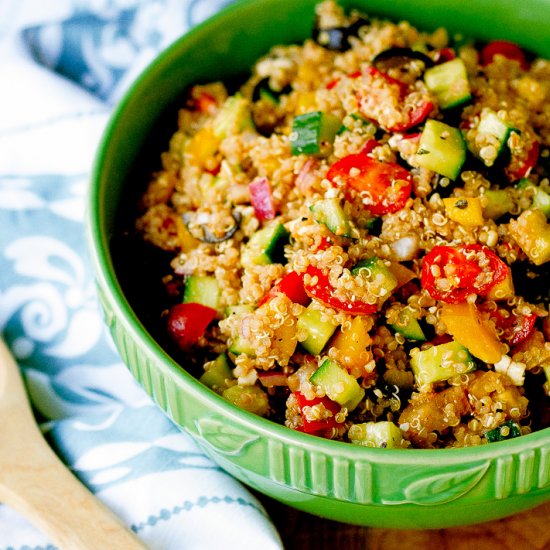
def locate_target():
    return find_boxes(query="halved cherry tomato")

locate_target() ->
[421,244,510,303]
[327,154,412,216]
[259,271,310,306]
[294,392,341,434]
[167,302,217,350]
[367,67,409,96]
[390,100,433,133]
[487,307,537,347]
[481,40,528,70]
[304,266,378,315]
[361,68,433,132]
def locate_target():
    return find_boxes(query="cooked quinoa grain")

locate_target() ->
[136,1,550,449]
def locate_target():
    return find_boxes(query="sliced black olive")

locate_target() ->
[313,16,369,52]
[252,78,292,103]
[372,47,435,70]
[182,210,242,244]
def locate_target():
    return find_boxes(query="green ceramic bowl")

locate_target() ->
[88,0,550,529]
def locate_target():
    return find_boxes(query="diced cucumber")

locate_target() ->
[183,275,220,310]
[485,420,521,443]
[310,358,365,411]
[228,335,256,356]
[532,187,550,218]
[411,340,476,386]
[222,384,269,416]
[241,221,289,268]
[517,179,550,218]
[483,189,514,220]
[416,119,466,180]
[477,110,517,163]
[213,93,254,139]
[199,354,234,393]
[352,257,398,301]
[310,197,353,237]
[297,304,337,355]
[290,111,342,156]
[424,58,471,109]
[390,306,426,341]
[348,421,405,448]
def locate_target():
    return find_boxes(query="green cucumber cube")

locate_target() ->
[183,275,220,310]
[390,306,426,341]
[416,119,466,180]
[310,358,365,411]
[241,221,289,268]
[411,340,476,386]
[483,189,514,220]
[213,93,254,139]
[297,304,337,355]
[485,420,521,443]
[199,354,234,393]
[310,197,353,237]
[290,111,342,156]
[476,110,518,166]
[348,421,405,448]
[351,257,398,301]
[424,58,471,109]
[222,384,269,416]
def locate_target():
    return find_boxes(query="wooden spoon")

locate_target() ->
[0,339,148,549]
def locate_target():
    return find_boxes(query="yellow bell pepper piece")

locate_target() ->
[388,262,416,288]
[440,301,504,364]
[185,126,220,168]
[509,209,550,266]
[295,92,318,114]
[443,197,484,227]
[330,316,372,372]
[176,216,201,252]
[485,271,514,301]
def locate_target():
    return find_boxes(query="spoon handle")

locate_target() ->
[0,342,147,549]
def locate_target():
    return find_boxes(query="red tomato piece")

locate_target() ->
[436,47,456,63]
[368,67,409,97]
[488,307,537,347]
[327,153,412,215]
[259,271,310,306]
[508,140,539,181]
[362,68,432,132]
[249,177,276,220]
[420,244,510,304]
[458,244,509,295]
[481,40,528,70]
[304,266,378,315]
[294,392,341,435]
[389,100,433,133]
[359,138,380,155]
[167,303,217,350]
[190,91,218,113]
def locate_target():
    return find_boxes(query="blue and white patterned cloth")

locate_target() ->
[0,1,283,548]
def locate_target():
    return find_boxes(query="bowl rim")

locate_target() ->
[88,0,550,465]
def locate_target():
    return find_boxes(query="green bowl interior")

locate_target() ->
[89,0,550,473]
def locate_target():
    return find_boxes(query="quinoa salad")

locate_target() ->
[135,1,550,449]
